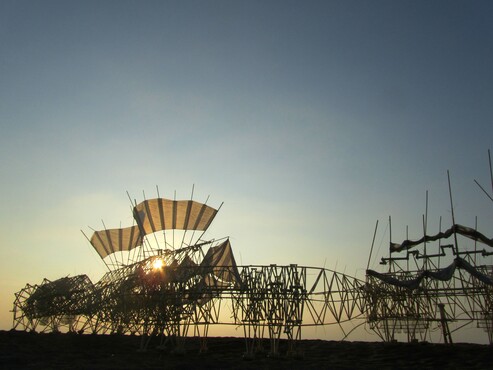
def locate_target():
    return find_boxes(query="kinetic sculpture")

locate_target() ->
[366,156,493,344]
[12,152,493,351]
[366,220,493,344]
[12,189,366,356]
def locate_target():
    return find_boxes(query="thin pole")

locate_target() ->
[447,170,459,255]
[126,190,134,208]
[438,216,442,268]
[438,303,453,344]
[474,180,493,202]
[489,148,493,195]
[173,190,176,250]
[366,220,379,271]
[388,215,392,273]
[474,216,478,265]
[423,190,428,270]
[473,216,478,315]
[406,225,411,271]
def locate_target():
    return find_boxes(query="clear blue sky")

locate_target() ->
[1,1,492,340]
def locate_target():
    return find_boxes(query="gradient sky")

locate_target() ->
[1,1,492,340]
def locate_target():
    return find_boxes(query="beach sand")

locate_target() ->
[0,330,491,369]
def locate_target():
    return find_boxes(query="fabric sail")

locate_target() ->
[90,225,142,259]
[133,198,218,236]
[200,239,242,287]
[89,198,218,259]
[367,257,493,289]
[390,224,493,253]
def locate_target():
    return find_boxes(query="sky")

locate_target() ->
[1,0,492,342]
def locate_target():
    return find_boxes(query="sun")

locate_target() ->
[152,258,164,270]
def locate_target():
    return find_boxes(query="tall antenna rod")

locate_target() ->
[438,216,442,268]
[406,224,411,272]
[474,216,478,265]
[489,148,492,195]
[173,190,176,250]
[423,190,429,270]
[447,170,459,255]
[388,215,392,273]
[366,220,379,271]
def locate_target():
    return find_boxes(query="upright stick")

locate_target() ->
[422,214,427,270]
[388,215,392,273]
[489,149,492,195]
[366,220,379,271]
[447,170,459,255]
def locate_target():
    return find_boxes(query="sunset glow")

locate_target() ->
[1,1,492,344]
[152,258,164,270]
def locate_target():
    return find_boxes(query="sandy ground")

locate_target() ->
[1,330,491,369]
